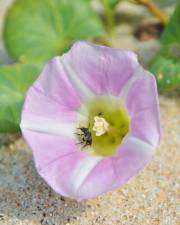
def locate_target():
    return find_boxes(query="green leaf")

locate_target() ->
[0,64,40,132]
[106,0,120,8]
[161,2,180,44]
[3,0,104,63]
[149,3,180,91]
[150,56,180,91]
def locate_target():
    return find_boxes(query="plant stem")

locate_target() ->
[130,0,168,25]
[143,0,168,25]
[101,0,115,36]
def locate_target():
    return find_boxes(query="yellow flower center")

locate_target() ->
[77,96,130,157]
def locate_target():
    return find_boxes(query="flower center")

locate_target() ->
[77,96,130,157]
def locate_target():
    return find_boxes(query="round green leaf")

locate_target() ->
[3,0,104,63]
[0,64,40,132]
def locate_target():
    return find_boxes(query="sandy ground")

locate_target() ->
[0,96,179,225]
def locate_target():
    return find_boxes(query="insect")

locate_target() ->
[76,126,92,149]
[98,112,103,116]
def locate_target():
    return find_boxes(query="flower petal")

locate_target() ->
[22,128,81,198]
[26,132,154,200]
[111,135,154,189]
[34,57,81,110]
[22,129,77,172]
[125,72,160,146]
[72,135,154,200]
[22,129,105,200]
[21,56,84,138]
[76,157,117,200]
[21,85,76,138]
[39,149,102,199]
[23,123,116,200]
[66,41,139,95]
[60,54,95,101]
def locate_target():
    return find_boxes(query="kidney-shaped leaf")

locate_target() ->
[0,64,40,132]
[3,0,104,63]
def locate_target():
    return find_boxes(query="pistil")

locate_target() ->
[93,116,110,136]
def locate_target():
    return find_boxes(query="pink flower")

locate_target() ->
[20,41,160,201]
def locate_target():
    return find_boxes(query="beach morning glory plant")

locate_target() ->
[20,41,160,201]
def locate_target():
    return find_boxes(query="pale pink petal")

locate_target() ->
[21,57,82,139]
[76,136,153,199]
[22,86,76,124]
[24,127,151,200]
[75,157,117,200]
[60,54,95,102]
[34,57,81,110]
[111,136,154,189]
[22,129,81,198]
[125,73,160,146]
[65,41,139,95]
[22,129,77,172]
[39,149,102,199]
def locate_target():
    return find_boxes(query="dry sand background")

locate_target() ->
[0,1,179,225]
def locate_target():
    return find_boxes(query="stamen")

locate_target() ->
[93,116,109,136]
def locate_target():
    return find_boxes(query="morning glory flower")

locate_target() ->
[20,41,160,201]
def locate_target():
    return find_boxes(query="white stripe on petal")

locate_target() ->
[60,54,95,101]
[20,117,75,138]
[124,134,155,153]
[71,155,103,195]
[120,66,144,100]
